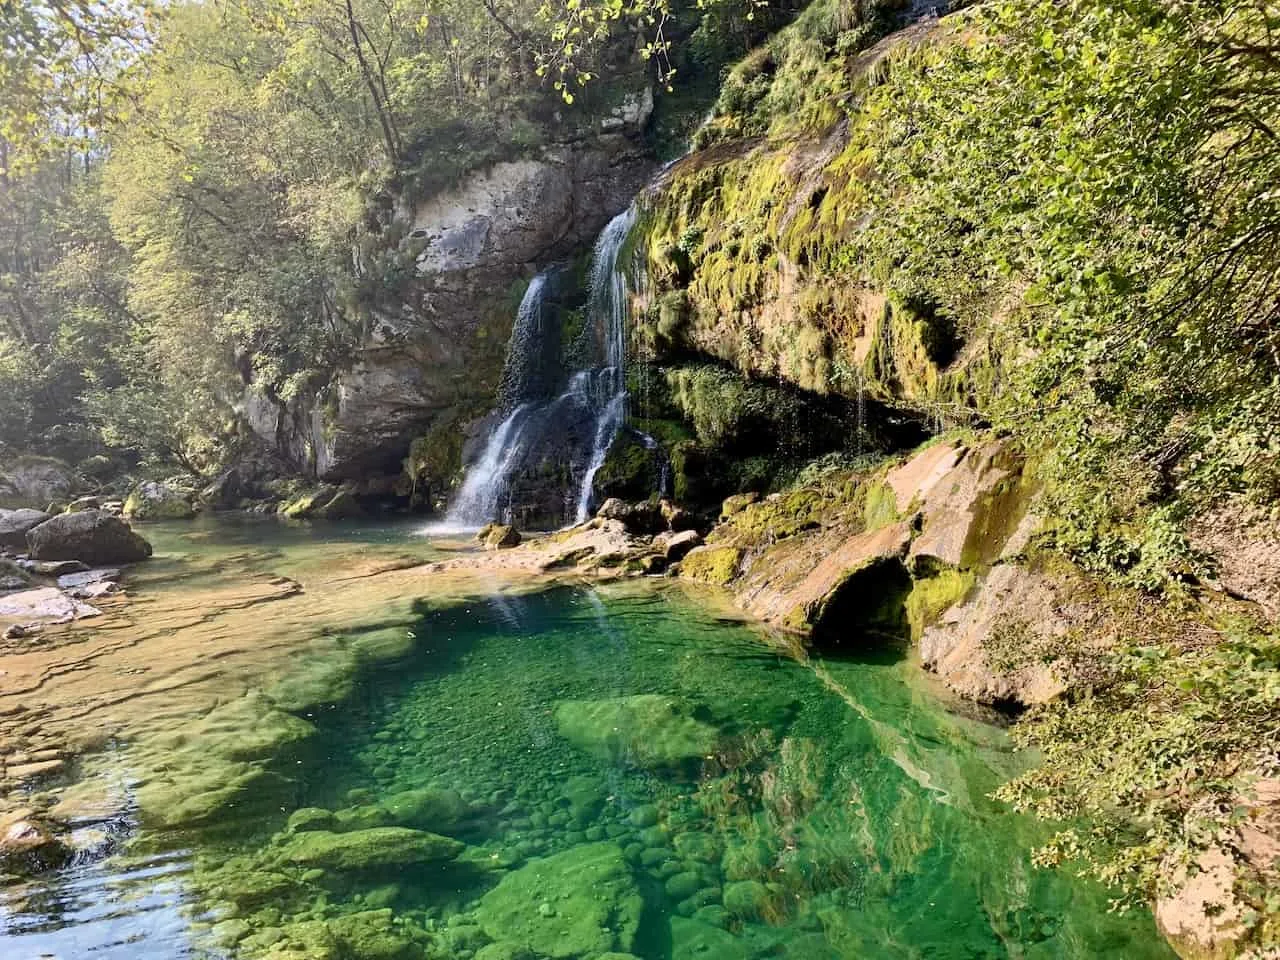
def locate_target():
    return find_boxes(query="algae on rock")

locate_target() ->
[555,694,721,770]
[473,842,644,959]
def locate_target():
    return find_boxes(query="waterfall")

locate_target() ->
[441,207,638,529]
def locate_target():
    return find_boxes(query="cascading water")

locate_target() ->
[443,208,638,529]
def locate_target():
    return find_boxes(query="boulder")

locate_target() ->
[26,510,153,566]
[484,525,522,550]
[555,695,721,770]
[596,498,664,535]
[474,843,644,959]
[65,496,102,513]
[123,481,196,521]
[661,529,703,563]
[720,492,760,520]
[0,509,51,551]
[275,827,464,872]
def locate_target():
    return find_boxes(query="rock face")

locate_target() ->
[26,510,153,565]
[0,457,76,509]
[243,132,656,485]
[474,843,644,959]
[1190,499,1280,623]
[0,509,51,550]
[124,481,196,520]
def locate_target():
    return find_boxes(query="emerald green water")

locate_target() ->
[0,528,1175,959]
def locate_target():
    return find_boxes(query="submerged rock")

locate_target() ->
[555,694,720,769]
[474,842,643,958]
[275,827,464,871]
[26,509,152,565]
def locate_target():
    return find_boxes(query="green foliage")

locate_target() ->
[843,0,1280,585]
[995,624,1280,936]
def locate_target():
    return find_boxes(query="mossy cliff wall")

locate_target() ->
[627,9,1003,432]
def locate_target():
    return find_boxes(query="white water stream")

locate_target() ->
[442,208,638,529]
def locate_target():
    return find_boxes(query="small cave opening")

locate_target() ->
[810,558,914,657]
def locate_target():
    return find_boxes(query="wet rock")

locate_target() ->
[484,525,522,550]
[474,842,643,959]
[0,813,72,874]
[313,487,363,520]
[671,916,750,960]
[555,694,720,770]
[32,560,89,576]
[276,827,464,871]
[65,495,102,513]
[0,586,101,625]
[26,509,153,566]
[0,509,51,550]
[124,481,196,521]
[665,871,703,901]
[722,879,770,920]
[5,758,66,782]
[286,808,337,834]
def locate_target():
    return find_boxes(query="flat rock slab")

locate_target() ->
[57,568,121,590]
[0,587,101,625]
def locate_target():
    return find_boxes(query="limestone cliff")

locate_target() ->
[242,114,657,489]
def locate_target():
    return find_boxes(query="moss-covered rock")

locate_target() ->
[124,481,196,520]
[473,842,644,959]
[555,694,721,769]
[678,546,744,585]
[275,827,463,871]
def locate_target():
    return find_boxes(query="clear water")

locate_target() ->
[0,528,1175,959]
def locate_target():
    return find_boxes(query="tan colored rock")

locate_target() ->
[1156,848,1248,960]
[720,492,760,520]
[918,563,1068,708]
[0,587,101,628]
[6,758,66,781]
[904,442,1026,571]
[0,810,71,873]
[885,442,965,514]
[1189,499,1280,623]
[661,530,702,563]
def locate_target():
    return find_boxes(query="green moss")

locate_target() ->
[275,827,463,872]
[679,546,744,585]
[862,481,899,531]
[905,569,976,640]
[960,450,1034,570]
